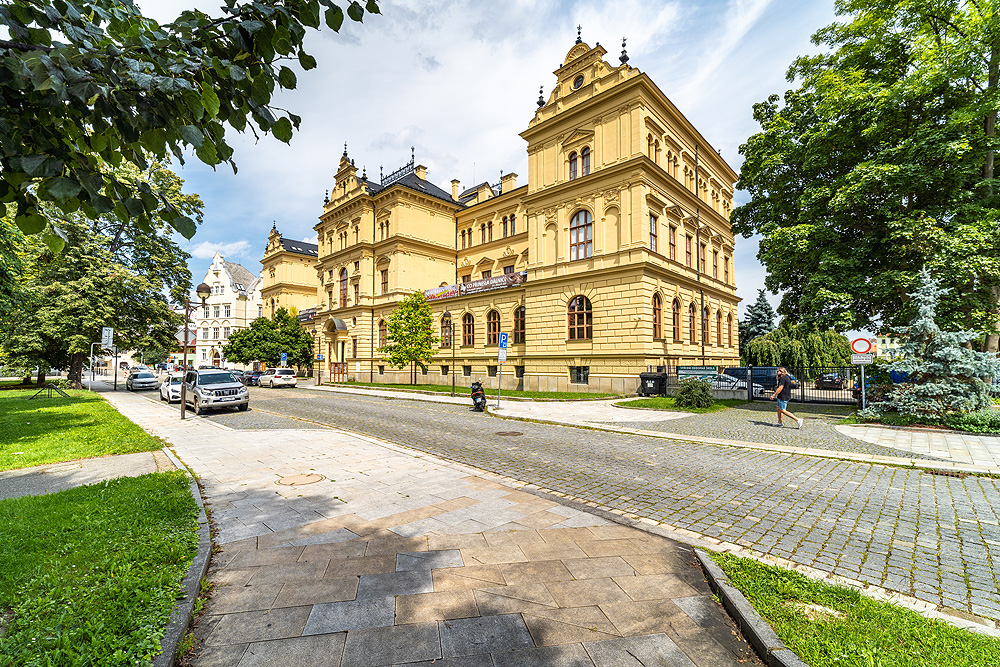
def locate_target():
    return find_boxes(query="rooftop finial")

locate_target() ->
[323,190,328,203]
[576,24,582,44]
[380,165,384,182]
[361,166,367,181]
[411,146,415,163]
[271,221,276,231]
[343,142,348,157]
[537,85,544,108]
[619,37,629,65]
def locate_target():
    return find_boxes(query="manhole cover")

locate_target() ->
[276,474,325,486]
[495,431,523,437]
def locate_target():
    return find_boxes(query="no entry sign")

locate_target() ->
[851,338,874,354]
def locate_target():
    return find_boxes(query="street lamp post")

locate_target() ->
[180,282,212,419]
[443,311,455,397]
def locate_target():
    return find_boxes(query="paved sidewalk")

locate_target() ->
[0,450,175,500]
[837,424,1000,469]
[97,386,759,666]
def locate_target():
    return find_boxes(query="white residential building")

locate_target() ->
[194,252,263,370]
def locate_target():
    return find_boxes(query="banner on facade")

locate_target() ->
[424,271,527,301]
[677,365,717,379]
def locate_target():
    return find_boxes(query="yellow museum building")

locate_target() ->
[260,38,740,393]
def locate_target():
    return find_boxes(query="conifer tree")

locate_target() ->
[743,290,776,344]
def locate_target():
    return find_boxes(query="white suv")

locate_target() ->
[183,369,249,414]
[259,368,298,388]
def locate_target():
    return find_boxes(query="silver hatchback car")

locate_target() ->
[183,369,249,414]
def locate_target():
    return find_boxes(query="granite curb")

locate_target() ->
[152,446,212,667]
[695,550,810,667]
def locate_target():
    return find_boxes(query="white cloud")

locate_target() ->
[302,234,319,245]
[187,240,253,260]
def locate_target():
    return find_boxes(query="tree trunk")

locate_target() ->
[36,368,46,387]
[68,352,85,389]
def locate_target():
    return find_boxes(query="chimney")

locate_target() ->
[501,172,517,192]
[451,179,461,200]
[414,164,427,180]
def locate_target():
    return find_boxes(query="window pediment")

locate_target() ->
[561,129,594,149]
[475,256,494,268]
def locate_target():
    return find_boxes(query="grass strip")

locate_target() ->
[0,389,164,471]
[0,472,199,666]
[709,551,1000,667]
[327,381,614,400]
[613,397,750,413]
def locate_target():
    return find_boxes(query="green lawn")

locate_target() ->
[329,381,614,400]
[0,389,164,471]
[709,551,1000,667]
[0,472,200,666]
[613,397,750,413]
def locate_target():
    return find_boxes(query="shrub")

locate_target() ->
[673,378,714,409]
[944,410,1000,434]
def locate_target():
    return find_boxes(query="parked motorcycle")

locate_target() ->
[470,379,486,412]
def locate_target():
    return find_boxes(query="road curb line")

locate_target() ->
[694,550,810,667]
[152,447,212,667]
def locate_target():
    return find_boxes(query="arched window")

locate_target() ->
[688,304,696,343]
[441,316,452,348]
[486,310,500,345]
[703,306,710,343]
[581,147,590,176]
[510,214,516,235]
[727,313,733,347]
[569,210,593,261]
[461,230,466,249]
[513,306,525,344]
[569,152,578,180]
[481,224,486,244]
[378,320,387,348]
[716,311,722,346]
[652,294,662,339]
[339,268,348,307]
[462,313,475,346]
[672,299,681,341]
[502,216,508,238]
[568,296,592,340]
[488,221,493,242]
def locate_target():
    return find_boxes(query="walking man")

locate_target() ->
[771,367,803,428]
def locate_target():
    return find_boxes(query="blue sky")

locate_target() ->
[145,0,840,319]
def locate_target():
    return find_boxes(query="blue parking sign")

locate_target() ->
[280,352,287,365]
[499,332,508,349]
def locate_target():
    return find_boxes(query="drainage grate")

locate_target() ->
[923,469,968,479]
[495,431,524,437]
[276,473,326,486]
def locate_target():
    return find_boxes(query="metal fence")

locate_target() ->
[743,366,858,405]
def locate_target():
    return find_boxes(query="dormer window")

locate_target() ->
[569,152,578,180]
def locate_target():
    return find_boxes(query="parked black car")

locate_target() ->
[724,367,799,391]
[241,370,264,386]
[815,372,845,390]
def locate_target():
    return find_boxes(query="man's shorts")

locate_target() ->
[776,399,788,410]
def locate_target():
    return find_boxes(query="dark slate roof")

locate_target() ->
[279,238,319,257]
[458,181,490,200]
[224,260,258,293]
[367,172,462,208]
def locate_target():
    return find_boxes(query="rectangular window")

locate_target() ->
[713,251,719,279]
[352,338,357,358]
[354,261,360,271]
[462,274,471,283]
[258,306,262,318]
[502,220,507,237]
[515,365,525,378]
[328,291,333,309]
[488,365,497,377]
[441,365,449,376]
[224,305,231,317]
[685,236,692,267]
[213,305,220,318]
[724,256,730,283]
[203,306,209,318]
[201,350,207,361]
[353,284,359,304]
[649,214,657,253]
[503,265,515,274]
[669,226,676,261]
[378,365,385,375]
[700,244,707,273]
[481,270,491,279]
[213,327,220,339]
[223,327,230,338]
[570,366,590,385]
[202,328,209,339]
[510,216,516,235]
[381,269,388,295]
[463,365,472,377]
[421,366,427,376]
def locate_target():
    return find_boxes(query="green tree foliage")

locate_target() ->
[732,0,1000,347]
[379,292,439,383]
[222,307,314,368]
[1,0,379,242]
[740,290,777,354]
[743,323,851,372]
[862,268,1000,419]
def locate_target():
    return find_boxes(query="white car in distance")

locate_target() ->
[259,368,298,388]
[159,373,184,403]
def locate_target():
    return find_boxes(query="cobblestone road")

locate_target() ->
[205,387,1000,623]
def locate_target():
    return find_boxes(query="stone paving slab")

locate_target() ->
[94,387,759,666]
[0,450,174,500]
[838,424,1000,468]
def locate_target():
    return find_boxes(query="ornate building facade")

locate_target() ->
[194,252,262,370]
[266,39,740,392]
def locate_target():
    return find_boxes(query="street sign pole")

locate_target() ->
[860,365,866,411]
[497,332,509,409]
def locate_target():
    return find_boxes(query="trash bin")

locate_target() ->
[638,372,666,396]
